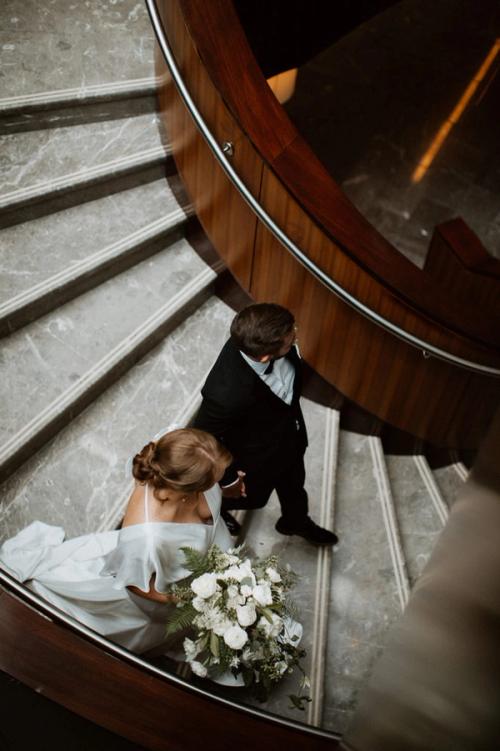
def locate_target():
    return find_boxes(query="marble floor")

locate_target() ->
[284,0,500,268]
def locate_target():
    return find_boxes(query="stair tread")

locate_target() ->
[322,430,405,734]
[0,0,155,106]
[0,113,166,209]
[0,178,185,307]
[0,238,210,445]
[385,454,445,585]
[433,463,467,507]
[0,296,234,540]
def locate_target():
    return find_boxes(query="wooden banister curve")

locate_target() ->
[153,0,500,450]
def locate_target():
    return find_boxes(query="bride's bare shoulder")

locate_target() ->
[122,482,147,527]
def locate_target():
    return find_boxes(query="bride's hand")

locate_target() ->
[221,470,246,498]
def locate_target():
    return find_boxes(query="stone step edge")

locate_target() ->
[0,74,167,116]
[97,371,208,533]
[0,267,216,483]
[0,143,171,216]
[368,436,411,611]
[412,455,449,526]
[0,207,189,337]
[307,407,340,728]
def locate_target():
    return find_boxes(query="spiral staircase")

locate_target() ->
[0,1,476,748]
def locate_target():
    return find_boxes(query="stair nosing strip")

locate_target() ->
[307,407,339,727]
[0,144,170,212]
[368,436,410,611]
[412,455,449,526]
[0,74,167,112]
[0,209,187,321]
[0,267,214,471]
[452,462,469,482]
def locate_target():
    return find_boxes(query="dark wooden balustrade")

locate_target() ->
[155,0,500,450]
[0,583,338,751]
[425,218,500,314]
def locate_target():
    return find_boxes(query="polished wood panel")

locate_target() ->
[425,218,500,313]
[0,586,337,751]
[156,0,500,449]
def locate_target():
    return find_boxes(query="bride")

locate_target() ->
[0,428,234,655]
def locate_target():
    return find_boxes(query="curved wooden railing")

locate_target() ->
[0,569,338,750]
[151,0,500,451]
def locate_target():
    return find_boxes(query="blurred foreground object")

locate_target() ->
[344,407,500,751]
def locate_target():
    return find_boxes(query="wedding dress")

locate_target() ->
[0,483,232,655]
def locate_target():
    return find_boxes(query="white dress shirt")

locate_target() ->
[239,350,295,405]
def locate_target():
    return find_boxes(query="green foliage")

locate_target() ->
[165,602,197,636]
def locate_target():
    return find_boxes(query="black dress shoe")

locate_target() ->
[221,510,242,536]
[275,516,338,546]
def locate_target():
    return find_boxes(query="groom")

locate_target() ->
[193,303,338,546]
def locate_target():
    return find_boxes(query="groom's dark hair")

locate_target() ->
[230,303,295,358]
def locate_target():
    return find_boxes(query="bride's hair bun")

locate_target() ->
[132,441,158,484]
[132,429,232,501]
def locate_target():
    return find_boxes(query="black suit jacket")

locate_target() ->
[193,339,308,485]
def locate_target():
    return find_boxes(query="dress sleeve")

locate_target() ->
[100,526,178,594]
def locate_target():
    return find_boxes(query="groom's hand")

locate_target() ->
[221,470,246,498]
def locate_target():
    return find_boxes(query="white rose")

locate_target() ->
[265,566,281,583]
[240,584,253,598]
[252,581,273,606]
[191,573,218,599]
[212,616,234,637]
[236,602,257,627]
[192,596,207,612]
[223,624,248,650]
[190,660,207,677]
[257,613,283,639]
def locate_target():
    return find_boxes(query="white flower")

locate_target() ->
[265,566,281,583]
[192,596,207,612]
[240,584,253,597]
[183,638,199,661]
[275,660,289,676]
[221,553,239,566]
[191,572,218,599]
[280,616,303,646]
[223,624,248,650]
[227,584,239,598]
[212,616,235,636]
[257,613,283,638]
[252,581,273,606]
[236,602,257,627]
[223,559,255,584]
[190,661,207,677]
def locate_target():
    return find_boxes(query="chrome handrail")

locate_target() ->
[145,0,500,378]
[0,567,335,740]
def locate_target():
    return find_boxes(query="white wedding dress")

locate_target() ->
[0,483,232,655]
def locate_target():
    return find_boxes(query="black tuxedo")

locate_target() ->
[193,338,309,524]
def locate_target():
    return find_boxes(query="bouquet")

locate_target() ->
[166,545,310,708]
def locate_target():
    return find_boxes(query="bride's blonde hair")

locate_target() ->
[132,428,232,499]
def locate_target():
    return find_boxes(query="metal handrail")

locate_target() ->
[0,567,335,740]
[146,0,500,378]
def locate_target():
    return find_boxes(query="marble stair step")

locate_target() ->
[239,398,339,725]
[0,113,171,228]
[385,454,447,586]
[322,432,409,735]
[433,462,468,509]
[0,296,234,541]
[0,178,190,336]
[0,239,215,482]
[0,0,156,132]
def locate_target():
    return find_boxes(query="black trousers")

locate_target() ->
[221,444,309,525]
